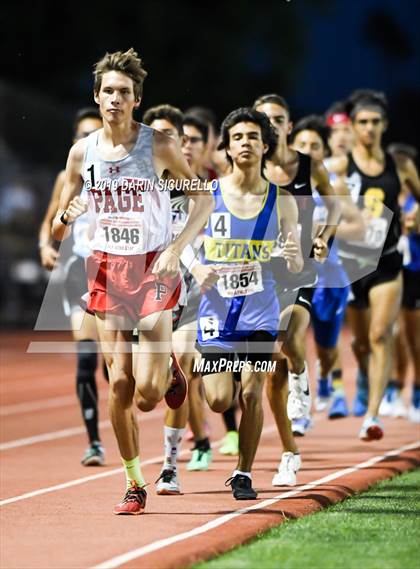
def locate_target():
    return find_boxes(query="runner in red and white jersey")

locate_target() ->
[52,48,214,515]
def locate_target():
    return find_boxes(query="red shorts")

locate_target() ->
[86,250,181,321]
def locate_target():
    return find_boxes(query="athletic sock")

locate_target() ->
[356,368,368,393]
[222,405,237,432]
[332,369,344,395]
[233,469,252,480]
[122,456,145,489]
[317,376,330,397]
[163,426,185,470]
[76,340,99,444]
[412,385,420,409]
[388,379,403,394]
[194,437,210,451]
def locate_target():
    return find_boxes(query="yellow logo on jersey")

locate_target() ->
[364,188,385,218]
[204,237,276,262]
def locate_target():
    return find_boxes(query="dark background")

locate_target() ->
[1,0,419,327]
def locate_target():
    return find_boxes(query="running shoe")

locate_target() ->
[315,377,332,412]
[272,452,301,486]
[219,431,239,455]
[165,352,188,410]
[225,474,257,500]
[113,481,147,515]
[353,369,368,416]
[292,416,313,437]
[81,442,105,466]
[155,468,181,495]
[408,404,420,424]
[328,394,349,419]
[379,388,407,418]
[187,448,212,471]
[287,364,311,420]
[359,416,384,442]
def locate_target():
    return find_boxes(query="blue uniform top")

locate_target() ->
[197,181,281,348]
[401,193,420,272]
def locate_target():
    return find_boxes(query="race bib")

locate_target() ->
[364,217,388,249]
[98,217,144,254]
[216,261,263,298]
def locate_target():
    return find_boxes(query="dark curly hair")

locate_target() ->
[290,115,330,149]
[345,89,388,120]
[218,107,278,174]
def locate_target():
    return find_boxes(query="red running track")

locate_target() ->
[1,330,419,569]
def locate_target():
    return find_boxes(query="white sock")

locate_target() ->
[163,426,185,470]
[233,469,252,480]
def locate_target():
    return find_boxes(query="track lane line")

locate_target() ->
[0,409,164,451]
[0,389,108,417]
[92,441,420,569]
[0,426,276,506]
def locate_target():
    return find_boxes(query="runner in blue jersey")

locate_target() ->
[197,108,303,500]
[379,143,420,423]
[291,115,364,420]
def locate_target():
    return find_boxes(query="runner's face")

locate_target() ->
[227,122,267,168]
[94,71,140,124]
[255,102,291,142]
[73,117,102,143]
[353,110,385,148]
[328,123,354,156]
[182,125,206,170]
[293,130,325,161]
[149,118,181,142]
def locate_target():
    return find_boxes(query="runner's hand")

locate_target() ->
[282,232,299,261]
[152,248,180,278]
[313,236,328,263]
[191,263,219,291]
[65,196,87,223]
[39,245,60,271]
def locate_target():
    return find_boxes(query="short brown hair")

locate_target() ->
[142,104,184,136]
[93,48,148,100]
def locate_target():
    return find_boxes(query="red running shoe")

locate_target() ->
[165,352,188,410]
[113,481,147,515]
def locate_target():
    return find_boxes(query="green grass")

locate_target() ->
[194,469,420,569]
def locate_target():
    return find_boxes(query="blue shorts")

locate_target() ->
[311,286,349,348]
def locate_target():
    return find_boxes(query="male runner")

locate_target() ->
[142,105,213,493]
[39,108,107,465]
[330,89,420,440]
[325,101,354,159]
[197,107,303,499]
[52,49,214,514]
[379,143,420,422]
[291,115,364,420]
[253,94,340,461]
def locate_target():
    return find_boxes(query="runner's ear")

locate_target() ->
[134,97,141,109]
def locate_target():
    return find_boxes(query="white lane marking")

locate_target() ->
[93,441,420,569]
[0,391,108,417]
[0,426,276,506]
[0,410,164,451]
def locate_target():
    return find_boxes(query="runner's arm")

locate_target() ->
[331,177,365,241]
[311,158,342,242]
[278,190,303,273]
[396,156,420,203]
[38,170,65,269]
[51,140,86,242]
[153,133,214,276]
